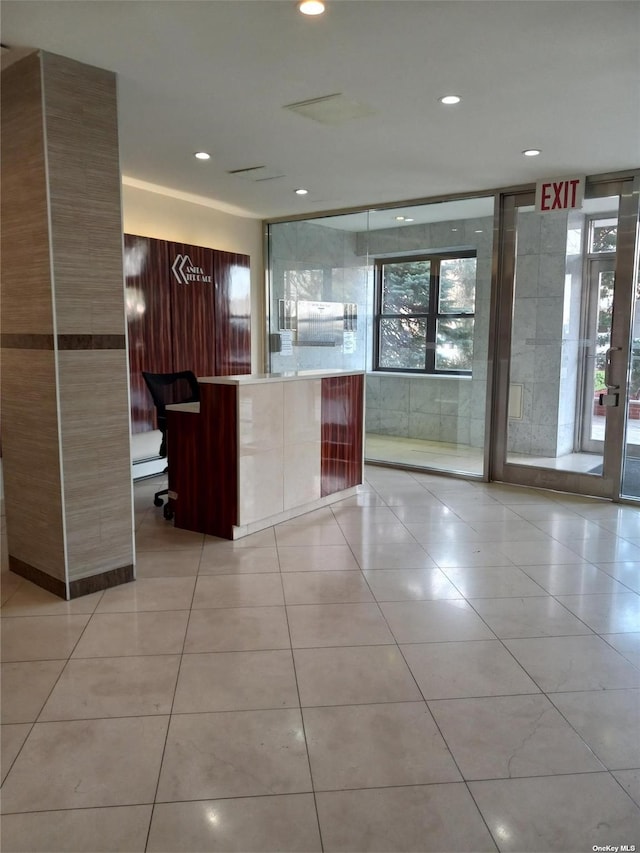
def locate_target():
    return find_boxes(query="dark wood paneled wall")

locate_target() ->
[125,235,251,432]
[125,235,174,432]
[214,253,252,375]
[167,383,238,538]
[169,242,217,377]
[198,383,238,538]
[166,407,202,531]
[320,373,364,496]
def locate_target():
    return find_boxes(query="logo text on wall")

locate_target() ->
[535,175,585,213]
[171,254,213,286]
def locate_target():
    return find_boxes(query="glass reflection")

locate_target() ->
[506,196,620,477]
[267,196,494,477]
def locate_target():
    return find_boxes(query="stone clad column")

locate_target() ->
[1,50,134,598]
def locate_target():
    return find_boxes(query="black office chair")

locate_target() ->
[141,370,200,519]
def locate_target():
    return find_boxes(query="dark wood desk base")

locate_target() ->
[168,374,363,539]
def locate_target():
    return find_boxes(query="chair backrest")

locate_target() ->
[141,370,200,429]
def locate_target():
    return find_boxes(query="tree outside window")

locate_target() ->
[375,252,477,374]
[589,218,617,254]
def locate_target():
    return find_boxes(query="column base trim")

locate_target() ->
[8,556,66,598]
[69,565,135,599]
[9,556,135,600]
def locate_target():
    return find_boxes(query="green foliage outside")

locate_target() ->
[595,349,640,399]
[381,260,430,315]
[379,257,476,371]
[629,346,640,399]
[594,264,640,398]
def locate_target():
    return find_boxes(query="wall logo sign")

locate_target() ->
[171,254,213,285]
[535,175,585,213]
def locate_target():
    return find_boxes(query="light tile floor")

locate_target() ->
[366,418,640,490]
[364,433,606,480]
[1,467,640,852]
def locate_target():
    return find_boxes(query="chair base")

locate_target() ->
[153,489,168,507]
[153,488,174,520]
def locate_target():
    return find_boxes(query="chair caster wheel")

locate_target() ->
[163,505,174,521]
[153,497,164,507]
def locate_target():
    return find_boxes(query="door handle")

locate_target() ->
[604,346,622,390]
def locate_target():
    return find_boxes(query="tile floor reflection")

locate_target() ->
[1,467,640,852]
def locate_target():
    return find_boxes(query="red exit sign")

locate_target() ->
[535,176,585,213]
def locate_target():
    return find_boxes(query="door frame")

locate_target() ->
[580,256,616,455]
[489,172,640,499]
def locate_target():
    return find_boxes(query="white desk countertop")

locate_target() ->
[166,369,364,413]
[197,369,364,386]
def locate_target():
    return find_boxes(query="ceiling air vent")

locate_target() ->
[283,93,376,126]
[227,165,285,182]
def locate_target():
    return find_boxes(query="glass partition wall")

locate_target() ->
[491,173,640,501]
[504,197,621,476]
[266,196,495,477]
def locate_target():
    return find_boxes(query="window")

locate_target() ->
[588,217,617,253]
[374,251,477,374]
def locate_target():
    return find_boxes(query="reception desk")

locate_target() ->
[166,370,364,539]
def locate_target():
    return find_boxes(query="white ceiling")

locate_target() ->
[2,0,639,221]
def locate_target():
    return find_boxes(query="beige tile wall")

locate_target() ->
[0,350,66,582]
[43,52,127,337]
[0,53,54,335]
[1,51,134,594]
[1,54,65,583]
[42,53,133,582]
[58,351,133,580]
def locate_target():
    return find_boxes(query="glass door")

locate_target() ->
[491,174,640,499]
[622,265,640,499]
[580,257,615,456]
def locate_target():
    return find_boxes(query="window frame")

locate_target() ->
[373,249,477,375]
[587,214,618,255]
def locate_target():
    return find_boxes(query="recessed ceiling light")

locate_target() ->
[295,188,309,195]
[194,152,210,160]
[523,148,541,157]
[451,228,458,232]
[474,229,483,233]
[298,0,325,15]
[404,218,415,222]
[395,215,405,221]
[439,95,461,105]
